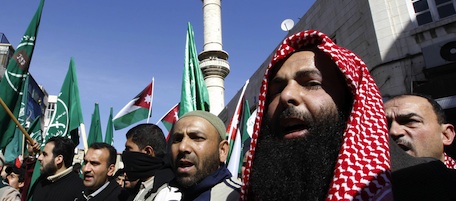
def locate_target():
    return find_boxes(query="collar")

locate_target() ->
[47,166,73,182]
[140,176,155,190]
[83,181,110,200]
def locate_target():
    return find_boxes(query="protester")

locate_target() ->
[168,110,241,201]
[384,93,456,168]
[121,123,175,201]
[114,169,126,188]
[381,93,456,200]
[29,136,84,201]
[77,142,125,201]
[0,164,22,201]
[1,163,12,181]
[241,30,392,200]
[0,180,20,201]
[21,140,40,201]
[5,166,24,192]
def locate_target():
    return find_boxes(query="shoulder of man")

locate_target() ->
[392,160,456,201]
[91,181,123,201]
[0,185,21,201]
[209,177,242,201]
[144,183,181,201]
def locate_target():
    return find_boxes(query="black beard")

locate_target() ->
[41,160,57,177]
[249,111,346,201]
[175,149,220,189]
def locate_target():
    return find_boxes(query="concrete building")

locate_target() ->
[222,0,456,152]
[0,33,14,80]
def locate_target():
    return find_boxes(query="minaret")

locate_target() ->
[199,0,230,115]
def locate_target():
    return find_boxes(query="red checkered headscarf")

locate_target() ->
[241,30,392,200]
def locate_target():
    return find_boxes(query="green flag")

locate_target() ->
[87,103,103,146]
[104,107,114,145]
[178,22,210,117]
[28,116,43,145]
[0,0,45,151]
[4,74,29,163]
[45,58,83,145]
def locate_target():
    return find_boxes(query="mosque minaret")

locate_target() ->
[199,0,230,115]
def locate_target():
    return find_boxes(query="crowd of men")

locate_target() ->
[1,30,455,201]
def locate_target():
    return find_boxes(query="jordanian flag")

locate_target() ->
[113,81,153,130]
[158,103,179,140]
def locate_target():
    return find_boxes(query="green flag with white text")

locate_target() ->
[45,58,83,145]
[4,74,29,163]
[104,107,114,145]
[28,116,43,145]
[0,0,44,151]
[87,103,103,146]
[178,22,210,117]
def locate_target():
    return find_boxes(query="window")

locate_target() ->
[409,0,456,26]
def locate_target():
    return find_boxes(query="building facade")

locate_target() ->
[222,0,456,152]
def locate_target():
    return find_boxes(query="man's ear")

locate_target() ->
[107,164,116,177]
[55,155,64,167]
[143,146,155,157]
[19,181,24,188]
[219,140,229,163]
[442,124,456,146]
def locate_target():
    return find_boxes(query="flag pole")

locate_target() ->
[146,77,154,123]
[80,123,88,153]
[0,97,34,144]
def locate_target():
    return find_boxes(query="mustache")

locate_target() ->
[394,138,413,150]
[279,107,314,123]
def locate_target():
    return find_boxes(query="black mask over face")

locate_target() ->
[121,151,165,181]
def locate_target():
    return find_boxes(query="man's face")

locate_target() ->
[82,148,115,191]
[171,116,226,188]
[385,95,450,160]
[38,142,58,176]
[6,172,23,190]
[115,173,125,188]
[266,50,348,139]
[125,138,144,153]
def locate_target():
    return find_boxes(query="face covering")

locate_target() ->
[121,151,165,181]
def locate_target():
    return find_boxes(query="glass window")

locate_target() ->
[438,4,456,18]
[410,0,456,26]
[414,0,430,12]
[435,0,452,5]
[417,11,434,25]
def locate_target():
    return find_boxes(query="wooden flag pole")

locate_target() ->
[0,97,34,144]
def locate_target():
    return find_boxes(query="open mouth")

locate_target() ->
[177,159,194,174]
[280,118,309,139]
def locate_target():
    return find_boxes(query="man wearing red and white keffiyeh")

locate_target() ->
[384,94,456,169]
[241,30,392,200]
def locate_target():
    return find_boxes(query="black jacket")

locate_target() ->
[76,181,128,201]
[30,171,84,201]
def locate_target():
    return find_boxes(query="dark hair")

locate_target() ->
[390,93,447,124]
[126,124,166,158]
[89,142,117,166]
[46,136,76,168]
